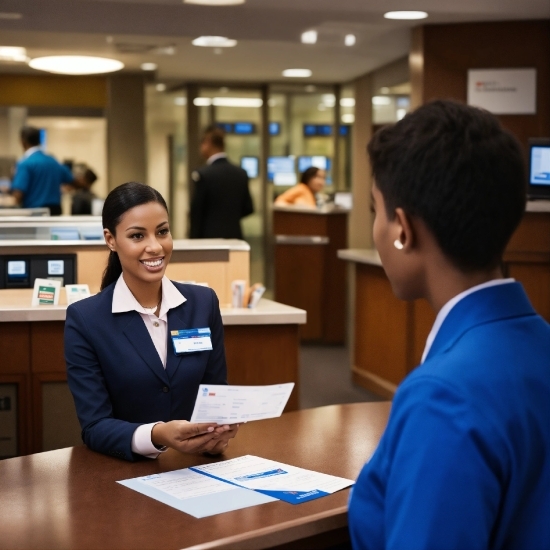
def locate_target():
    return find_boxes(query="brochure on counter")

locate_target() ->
[118,455,354,518]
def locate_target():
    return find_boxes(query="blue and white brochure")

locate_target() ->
[191,455,354,505]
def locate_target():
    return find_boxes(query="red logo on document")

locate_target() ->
[209,393,216,396]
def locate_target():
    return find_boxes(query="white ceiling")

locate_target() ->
[0,0,548,83]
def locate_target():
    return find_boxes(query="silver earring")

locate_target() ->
[393,239,404,250]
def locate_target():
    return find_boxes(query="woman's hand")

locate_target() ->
[151,421,239,455]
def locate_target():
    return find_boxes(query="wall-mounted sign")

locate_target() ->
[467,68,536,115]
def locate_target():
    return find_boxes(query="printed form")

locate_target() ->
[190,383,294,424]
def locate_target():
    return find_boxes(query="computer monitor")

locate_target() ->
[241,156,259,179]
[528,139,550,199]
[267,156,297,186]
[216,122,233,134]
[298,156,331,173]
[269,122,281,136]
[303,124,333,137]
[234,122,256,135]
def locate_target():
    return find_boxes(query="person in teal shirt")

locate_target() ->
[11,126,74,215]
[348,100,550,549]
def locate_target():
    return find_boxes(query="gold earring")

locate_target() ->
[393,239,404,250]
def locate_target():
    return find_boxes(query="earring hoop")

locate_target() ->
[393,239,404,250]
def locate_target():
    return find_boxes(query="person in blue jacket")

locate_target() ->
[65,182,238,461]
[348,100,550,549]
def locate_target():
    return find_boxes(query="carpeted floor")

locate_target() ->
[299,345,386,410]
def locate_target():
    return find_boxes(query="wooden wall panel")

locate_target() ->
[31,322,66,374]
[273,211,328,236]
[0,322,30,374]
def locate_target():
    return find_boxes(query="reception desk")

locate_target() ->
[273,205,348,344]
[0,401,391,550]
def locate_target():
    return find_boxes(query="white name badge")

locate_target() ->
[171,328,213,355]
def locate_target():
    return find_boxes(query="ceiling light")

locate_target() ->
[384,11,428,20]
[372,96,392,106]
[156,83,166,92]
[141,62,157,71]
[340,98,355,107]
[184,0,245,5]
[322,94,336,107]
[301,31,317,45]
[192,36,237,47]
[28,56,124,75]
[344,34,356,47]
[342,114,355,124]
[212,97,263,108]
[0,12,22,19]
[282,69,312,78]
[174,97,187,106]
[0,46,28,62]
[194,98,212,106]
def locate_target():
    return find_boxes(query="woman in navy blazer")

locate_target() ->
[348,101,550,549]
[65,182,237,461]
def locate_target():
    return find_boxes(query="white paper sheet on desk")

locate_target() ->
[117,468,276,518]
[190,383,294,424]
[191,455,354,504]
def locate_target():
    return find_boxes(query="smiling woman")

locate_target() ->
[64,182,238,461]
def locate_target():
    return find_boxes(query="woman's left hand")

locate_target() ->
[202,423,240,455]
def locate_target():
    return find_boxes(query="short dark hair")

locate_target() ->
[300,167,321,185]
[368,100,526,271]
[101,182,168,290]
[203,125,225,150]
[84,168,98,186]
[20,126,41,147]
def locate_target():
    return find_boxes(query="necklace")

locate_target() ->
[139,298,161,313]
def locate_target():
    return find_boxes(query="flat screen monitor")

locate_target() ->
[339,125,350,137]
[298,156,331,173]
[303,124,333,137]
[6,260,29,285]
[241,156,259,179]
[216,122,233,134]
[267,156,297,186]
[234,122,256,135]
[269,122,281,136]
[529,139,550,199]
[39,129,47,149]
[50,227,80,240]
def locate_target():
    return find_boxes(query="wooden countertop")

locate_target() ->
[0,289,306,325]
[338,248,382,267]
[273,204,350,215]
[0,402,391,550]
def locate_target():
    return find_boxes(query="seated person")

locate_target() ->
[274,166,325,208]
[348,100,550,549]
[71,165,98,215]
[65,182,238,461]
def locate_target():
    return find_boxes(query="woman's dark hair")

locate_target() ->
[101,182,169,290]
[300,166,321,186]
[368,99,526,272]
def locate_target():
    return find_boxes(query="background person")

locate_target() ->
[189,125,254,239]
[348,101,550,549]
[71,164,98,215]
[10,126,74,215]
[274,166,325,208]
[65,182,237,461]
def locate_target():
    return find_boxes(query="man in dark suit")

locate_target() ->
[189,126,253,239]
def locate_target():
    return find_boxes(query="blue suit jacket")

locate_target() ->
[65,281,227,461]
[348,283,550,550]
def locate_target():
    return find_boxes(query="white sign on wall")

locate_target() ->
[467,68,536,115]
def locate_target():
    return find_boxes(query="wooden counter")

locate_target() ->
[0,402,391,550]
[273,205,349,344]
[0,291,305,458]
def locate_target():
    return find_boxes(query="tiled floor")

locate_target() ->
[299,345,386,410]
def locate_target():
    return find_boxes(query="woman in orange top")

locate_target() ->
[274,167,326,208]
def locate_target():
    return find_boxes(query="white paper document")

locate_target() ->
[191,455,354,504]
[190,383,294,424]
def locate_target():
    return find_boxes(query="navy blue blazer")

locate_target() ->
[349,282,550,549]
[65,281,227,461]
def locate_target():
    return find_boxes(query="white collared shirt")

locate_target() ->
[22,145,42,160]
[206,152,227,165]
[421,278,515,363]
[112,274,186,458]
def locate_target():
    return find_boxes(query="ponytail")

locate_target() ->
[100,181,169,291]
[100,251,123,290]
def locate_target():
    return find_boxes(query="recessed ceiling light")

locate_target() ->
[0,12,22,19]
[322,94,336,107]
[174,97,187,106]
[28,56,124,75]
[282,69,312,78]
[184,0,245,4]
[194,98,212,106]
[141,62,157,71]
[340,98,355,107]
[342,114,355,124]
[344,34,356,47]
[372,96,392,106]
[384,11,428,20]
[301,31,317,45]
[156,83,167,92]
[212,97,263,108]
[0,46,28,62]
[192,36,237,47]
